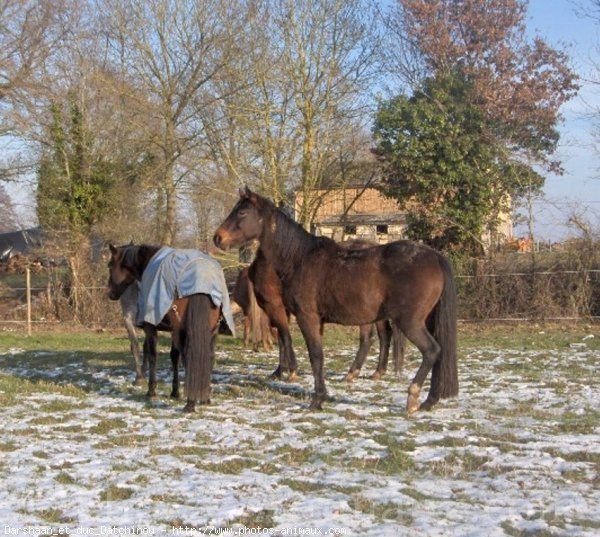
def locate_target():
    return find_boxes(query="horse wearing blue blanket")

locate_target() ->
[106,244,235,412]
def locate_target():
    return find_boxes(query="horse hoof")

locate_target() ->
[270,367,284,380]
[133,377,145,387]
[286,371,299,383]
[344,370,360,382]
[308,398,324,411]
[406,395,420,415]
[170,392,181,400]
[370,370,384,381]
[146,392,157,399]
[182,403,195,413]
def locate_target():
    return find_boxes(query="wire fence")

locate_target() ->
[1,266,599,333]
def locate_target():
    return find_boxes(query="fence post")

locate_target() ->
[26,267,32,336]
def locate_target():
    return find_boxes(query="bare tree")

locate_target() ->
[271,0,382,224]
[0,0,67,105]
[97,0,252,245]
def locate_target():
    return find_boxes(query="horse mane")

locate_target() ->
[118,244,161,280]
[256,194,332,279]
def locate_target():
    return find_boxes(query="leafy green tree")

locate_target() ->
[36,101,116,235]
[378,0,578,254]
[373,70,543,254]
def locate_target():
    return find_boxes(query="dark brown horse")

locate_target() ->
[248,247,405,383]
[214,188,458,413]
[106,244,223,412]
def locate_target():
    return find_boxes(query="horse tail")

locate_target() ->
[184,294,214,404]
[430,254,459,399]
[247,277,262,349]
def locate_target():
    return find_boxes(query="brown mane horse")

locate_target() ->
[214,188,458,413]
[248,247,405,383]
[106,244,223,412]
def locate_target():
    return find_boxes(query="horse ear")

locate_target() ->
[109,244,117,254]
[239,185,252,199]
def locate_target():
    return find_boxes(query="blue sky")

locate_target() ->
[520,0,600,240]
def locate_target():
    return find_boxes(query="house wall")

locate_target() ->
[316,224,405,243]
[295,187,514,249]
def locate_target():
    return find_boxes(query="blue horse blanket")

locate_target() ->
[137,247,235,335]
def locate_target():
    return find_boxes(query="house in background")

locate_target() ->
[295,186,513,248]
[0,228,44,263]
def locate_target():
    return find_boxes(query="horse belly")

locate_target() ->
[320,280,384,326]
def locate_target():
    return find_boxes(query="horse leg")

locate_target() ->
[124,315,144,386]
[170,340,181,399]
[263,305,298,382]
[261,312,273,351]
[391,324,406,378]
[344,324,375,382]
[143,324,158,398]
[370,320,392,380]
[396,320,440,415]
[243,315,250,348]
[296,314,327,410]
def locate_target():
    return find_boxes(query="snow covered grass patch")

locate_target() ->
[0,328,598,536]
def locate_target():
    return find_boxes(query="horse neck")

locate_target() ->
[131,245,161,280]
[258,211,319,281]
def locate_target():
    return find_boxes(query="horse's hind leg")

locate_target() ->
[170,341,181,399]
[345,324,375,382]
[396,320,440,414]
[143,325,158,398]
[371,320,392,380]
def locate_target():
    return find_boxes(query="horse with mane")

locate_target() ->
[247,246,405,383]
[214,188,458,413]
[107,244,234,412]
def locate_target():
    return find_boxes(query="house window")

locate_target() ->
[376,224,388,235]
[344,225,357,235]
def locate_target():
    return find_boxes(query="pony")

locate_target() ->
[214,188,458,413]
[118,281,179,387]
[232,267,275,351]
[107,244,230,412]
[247,247,405,383]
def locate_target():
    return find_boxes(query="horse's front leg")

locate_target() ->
[124,315,144,386]
[263,305,298,382]
[143,324,158,398]
[296,314,326,410]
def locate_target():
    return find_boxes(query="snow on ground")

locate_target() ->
[0,340,598,536]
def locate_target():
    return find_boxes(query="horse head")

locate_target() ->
[106,244,139,300]
[213,187,269,250]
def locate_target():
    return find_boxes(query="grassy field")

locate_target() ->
[0,323,598,535]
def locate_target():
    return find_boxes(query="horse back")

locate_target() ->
[292,240,446,325]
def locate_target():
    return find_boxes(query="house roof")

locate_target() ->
[0,228,44,262]
[317,214,406,226]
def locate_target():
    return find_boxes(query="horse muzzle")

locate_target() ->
[213,231,229,250]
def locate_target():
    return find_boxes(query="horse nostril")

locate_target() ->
[213,233,222,248]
